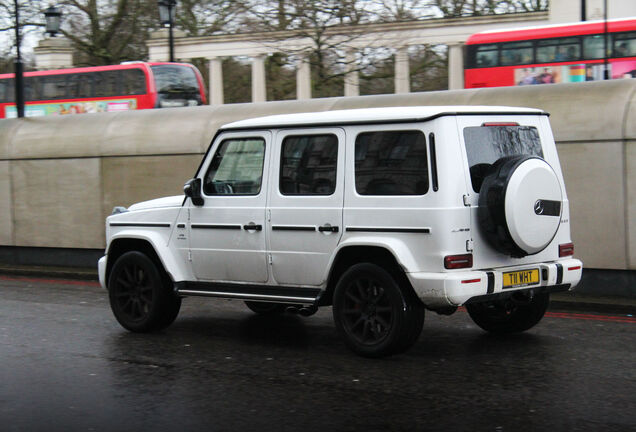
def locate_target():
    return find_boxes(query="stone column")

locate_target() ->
[344,48,359,97]
[394,46,410,94]
[251,55,267,103]
[448,43,465,90]
[209,57,224,105]
[296,56,312,100]
[33,37,74,70]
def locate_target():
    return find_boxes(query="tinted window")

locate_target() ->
[463,126,543,193]
[94,71,121,97]
[473,44,499,67]
[280,134,338,195]
[583,34,606,59]
[613,31,636,57]
[0,79,7,103]
[536,37,581,63]
[122,69,147,95]
[203,138,265,195]
[41,75,68,100]
[355,131,428,196]
[150,65,199,94]
[501,41,534,66]
[67,73,94,99]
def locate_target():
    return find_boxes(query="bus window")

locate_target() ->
[122,69,146,95]
[613,32,636,57]
[0,79,8,103]
[150,64,202,107]
[583,34,606,59]
[24,76,42,101]
[536,37,580,63]
[42,75,68,100]
[474,44,499,67]
[501,41,533,66]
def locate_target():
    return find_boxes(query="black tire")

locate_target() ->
[332,263,424,358]
[108,251,181,332]
[466,292,550,334]
[244,301,287,315]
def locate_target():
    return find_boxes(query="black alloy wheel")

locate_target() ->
[466,291,550,334]
[333,263,424,357]
[108,251,181,332]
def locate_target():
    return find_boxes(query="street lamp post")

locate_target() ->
[158,0,177,62]
[13,0,24,118]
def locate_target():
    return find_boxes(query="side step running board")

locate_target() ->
[175,281,321,305]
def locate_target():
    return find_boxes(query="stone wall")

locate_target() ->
[1,80,634,270]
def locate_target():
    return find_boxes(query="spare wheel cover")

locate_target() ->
[504,157,562,255]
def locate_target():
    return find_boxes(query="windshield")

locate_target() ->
[150,65,200,95]
[463,125,543,192]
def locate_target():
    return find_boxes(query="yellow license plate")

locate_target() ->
[503,269,540,289]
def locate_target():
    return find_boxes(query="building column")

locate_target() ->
[296,55,312,100]
[209,57,224,105]
[394,46,410,94]
[33,37,74,70]
[251,55,267,103]
[448,43,465,90]
[344,48,359,97]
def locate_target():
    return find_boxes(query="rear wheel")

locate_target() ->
[466,292,549,333]
[108,251,181,332]
[332,263,424,357]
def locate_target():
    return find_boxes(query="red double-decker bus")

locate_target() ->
[0,62,207,119]
[465,17,636,88]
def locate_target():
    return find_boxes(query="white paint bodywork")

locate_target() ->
[99,106,583,308]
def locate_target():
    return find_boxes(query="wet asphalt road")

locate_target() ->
[0,275,634,432]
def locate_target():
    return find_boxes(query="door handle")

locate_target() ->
[243,223,262,231]
[318,225,339,233]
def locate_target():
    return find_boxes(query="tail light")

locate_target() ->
[559,243,574,257]
[444,254,473,269]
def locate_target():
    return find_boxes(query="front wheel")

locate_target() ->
[108,251,181,332]
[466,292,550,334]
[332,263,424,358]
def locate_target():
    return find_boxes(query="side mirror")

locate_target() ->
[184,178,204,206]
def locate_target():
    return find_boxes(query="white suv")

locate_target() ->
[98,106,583,357]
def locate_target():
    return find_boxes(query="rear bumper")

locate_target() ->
[406,258,583,308]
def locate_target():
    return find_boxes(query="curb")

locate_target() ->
[0,265,98,281]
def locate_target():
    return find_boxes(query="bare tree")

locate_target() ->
[176,0,250,36]
[0,0,45,70]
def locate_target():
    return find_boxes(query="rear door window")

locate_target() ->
[463,125,542,193]
[355,130,428,195]
[280,134,338,195]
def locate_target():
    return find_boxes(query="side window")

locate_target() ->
[613,31,636,58]
[536,37,581,63]
[203,137,265,195]
[355,130,428,196]
[474,44,499,67]
[280,134,338,195]
[501,41,534,66]
[42,75,68,100]
[583,34,606,59]
[122,69,146,95]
